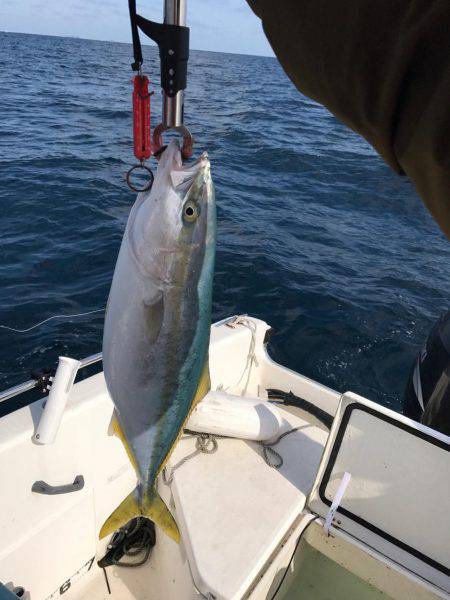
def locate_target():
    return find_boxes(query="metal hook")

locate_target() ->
[153,123,194,160]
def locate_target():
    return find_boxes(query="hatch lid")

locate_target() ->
[307,392,450,592]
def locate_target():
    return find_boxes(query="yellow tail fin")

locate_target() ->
[143,492,180,543]
[99,490,180,543]
[103,361,210,545]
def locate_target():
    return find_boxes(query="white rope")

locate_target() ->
[162,425,299,486]
[162,431,219,485]
[0,309,104,333]
[218,316,259,396]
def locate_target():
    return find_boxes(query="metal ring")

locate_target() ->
[126,164,154,193]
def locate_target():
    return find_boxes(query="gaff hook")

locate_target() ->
[153,123,194,160]
[129,2,193,160]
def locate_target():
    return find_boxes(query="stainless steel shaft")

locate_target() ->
[163,0,186,128]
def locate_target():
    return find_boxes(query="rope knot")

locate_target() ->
[195,433,218,454]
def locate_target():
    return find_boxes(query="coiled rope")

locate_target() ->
[162,425,299,485]
[104,517,155,568]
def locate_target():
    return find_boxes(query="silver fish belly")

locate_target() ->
[101,140,215,540]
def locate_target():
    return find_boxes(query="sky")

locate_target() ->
[0,0,273,56]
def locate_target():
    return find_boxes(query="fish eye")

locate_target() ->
[182,200,200,223]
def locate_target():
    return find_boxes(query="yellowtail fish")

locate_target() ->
[101,140,216,541]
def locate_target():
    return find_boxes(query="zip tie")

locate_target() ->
[324,471,352,536]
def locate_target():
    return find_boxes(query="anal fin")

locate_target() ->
[192,360,211,408]
[108,411,139,473]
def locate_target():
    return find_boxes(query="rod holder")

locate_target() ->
[33,356,80,445]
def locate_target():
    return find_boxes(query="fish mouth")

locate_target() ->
[161,140,210,193]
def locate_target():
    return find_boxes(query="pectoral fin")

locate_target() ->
[99,489,180,543]
[143,290,164,344]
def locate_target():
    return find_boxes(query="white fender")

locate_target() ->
[186,390,284,441]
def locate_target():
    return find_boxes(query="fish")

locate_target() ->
[100,139,216,542]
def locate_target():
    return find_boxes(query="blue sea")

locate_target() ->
[1,32,449,412]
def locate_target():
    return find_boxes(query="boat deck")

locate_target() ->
[1,317,449,599]
[0,316,339,600]
[166,406,328,599]
[64,404,328,600]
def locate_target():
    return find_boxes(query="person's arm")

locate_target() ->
[248,0,450,239]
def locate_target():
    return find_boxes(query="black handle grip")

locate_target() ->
[32,475,84,495]
[136,15,189,97]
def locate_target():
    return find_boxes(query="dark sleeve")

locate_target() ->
[247,0,450,239]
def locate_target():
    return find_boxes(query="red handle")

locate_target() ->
[133,75,151,162]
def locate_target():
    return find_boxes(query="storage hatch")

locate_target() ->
[307,392,450,594]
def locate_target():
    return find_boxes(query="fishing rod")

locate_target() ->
[126,0,192,191]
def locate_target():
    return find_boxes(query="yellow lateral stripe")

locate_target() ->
[156,359,211,477]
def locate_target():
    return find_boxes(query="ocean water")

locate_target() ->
[1,32,449,412]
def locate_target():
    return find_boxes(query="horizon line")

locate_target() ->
[1,30,275,59]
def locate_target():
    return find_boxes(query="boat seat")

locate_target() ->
[165,407,328,600]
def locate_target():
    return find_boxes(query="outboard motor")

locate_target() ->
[403,311,450,436]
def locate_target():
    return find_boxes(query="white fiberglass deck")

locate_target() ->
[1,316,448,600]
[168,407,328,599]
[0,317,337,600]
